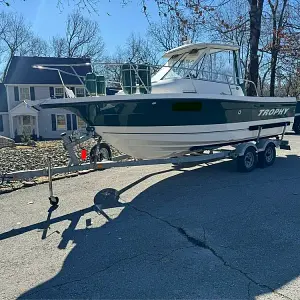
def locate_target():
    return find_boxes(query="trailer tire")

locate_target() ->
[237,146,257,172]
[258,143,276,168]
[293,118,300,134]
[90,143,112,162]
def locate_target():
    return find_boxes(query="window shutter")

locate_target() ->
[49,87,54,98]
[51,114,56,131]
[72,114,77,130]
[30,87,35,100]
[67,114,72,130]
[0,115,3,132]
[14,87,19,101]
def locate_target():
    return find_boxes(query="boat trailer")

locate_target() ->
[4,124,291,206]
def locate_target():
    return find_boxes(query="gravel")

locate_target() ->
[0,140,123,173]
[0,139,124,192]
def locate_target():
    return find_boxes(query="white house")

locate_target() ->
[0,56,92,141]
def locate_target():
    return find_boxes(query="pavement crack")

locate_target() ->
[129,204,292,300]
[157,245,196,262]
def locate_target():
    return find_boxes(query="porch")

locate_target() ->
[9,101,40,141]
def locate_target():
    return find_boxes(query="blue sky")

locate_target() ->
[0,0,160,55]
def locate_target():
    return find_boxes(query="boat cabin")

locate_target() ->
[151,42,246,96]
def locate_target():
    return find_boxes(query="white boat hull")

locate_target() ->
[96,117,294,159]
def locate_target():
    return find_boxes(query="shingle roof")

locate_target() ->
[0,83,8,112]
[3,56,92,85]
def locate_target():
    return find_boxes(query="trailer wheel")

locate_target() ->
[90,143,112,162]
[258,143,276,168]
[237,146,257,172]
[293,118,300,134]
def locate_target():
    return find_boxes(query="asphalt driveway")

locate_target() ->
[1,134,300,299]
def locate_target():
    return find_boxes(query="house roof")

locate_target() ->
[0,83,8,112]
[3,56,92,85]
[10,100,39,116]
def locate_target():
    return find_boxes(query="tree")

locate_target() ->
[206,0,250,78]
[148,15,203,52]
[19,37,49,57]
[50,11,105,60]
[51,37,67,58]
[0,11,48,79]
[246,0,264,96]
[264,0,288,96]
[102,33,161,84]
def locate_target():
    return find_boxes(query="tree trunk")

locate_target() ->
[269,50,278,96]
[247,0,264,96]
[268,0,288,96]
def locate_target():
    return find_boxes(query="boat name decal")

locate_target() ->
[258,108,289,117]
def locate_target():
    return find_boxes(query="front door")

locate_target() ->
[20,115,35,136]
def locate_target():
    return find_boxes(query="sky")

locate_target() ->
[0,0,160,55]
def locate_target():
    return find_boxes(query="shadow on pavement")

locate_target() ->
[8,154,300,298]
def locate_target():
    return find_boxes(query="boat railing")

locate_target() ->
[32,62,258,97]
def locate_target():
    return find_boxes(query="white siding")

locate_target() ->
[38,108,73,139]
[34,86,50,100]
[6,86,17,110]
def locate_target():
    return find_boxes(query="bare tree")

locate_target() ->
[19,36,49,57]
[148,15,203,52]
[0,11,49,79]
[122,33,160,65]
[103,33,161,84]
[51,11,105,60]
[0,12,32,78]
[264,0,288,96]
[51,36,67,58]
[206,0,250,78]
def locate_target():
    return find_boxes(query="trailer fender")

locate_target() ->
[256,139,277,153]
[234,142,258,157]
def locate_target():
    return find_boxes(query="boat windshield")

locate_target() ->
[154,48,239,85]
[151,53,186,82]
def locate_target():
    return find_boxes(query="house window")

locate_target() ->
[77,117,86,129]
[76,87,85,97]
[55,87,64,98]
[56,114,66,130]
[19,87,30,101]
[0,115,3,132]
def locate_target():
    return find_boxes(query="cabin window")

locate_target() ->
[54,87,64,98]
[19,87,30,101]
[199,50,236,84]
[56,114,67,130]
[76,87,85,97]
[172,102,202,111]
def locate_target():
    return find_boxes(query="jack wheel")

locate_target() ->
[49,196,59,206]
[90,143,112,162]
[237,146,257,172]
[258,143,276,168]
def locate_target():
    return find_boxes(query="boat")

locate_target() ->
[37,42,297,159]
